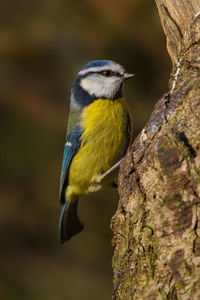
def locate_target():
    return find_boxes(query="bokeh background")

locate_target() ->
[0,0,171,299]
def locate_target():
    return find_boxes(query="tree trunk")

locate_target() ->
[112,1,200,299]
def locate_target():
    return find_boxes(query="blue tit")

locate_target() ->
[59,60,134,243]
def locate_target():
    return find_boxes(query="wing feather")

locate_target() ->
[59,125,82,204]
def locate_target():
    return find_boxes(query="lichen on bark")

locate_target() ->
[112,1,200,299]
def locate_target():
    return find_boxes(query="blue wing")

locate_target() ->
[59,125,82,204]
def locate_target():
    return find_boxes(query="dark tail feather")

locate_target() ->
[59,199,84,243]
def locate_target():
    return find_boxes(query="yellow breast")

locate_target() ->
[66,97,132,200]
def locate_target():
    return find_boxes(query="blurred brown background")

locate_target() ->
[0,0,171,299]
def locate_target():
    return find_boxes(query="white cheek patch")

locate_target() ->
[80,77,92,93]
[80,75,122,99]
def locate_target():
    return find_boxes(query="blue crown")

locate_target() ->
[80,60,112,71]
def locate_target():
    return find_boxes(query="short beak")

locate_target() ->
[123,72,135,80]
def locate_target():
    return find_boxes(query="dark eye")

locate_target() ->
[101,70,112,77]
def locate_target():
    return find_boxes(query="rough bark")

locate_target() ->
[112,1,200,299]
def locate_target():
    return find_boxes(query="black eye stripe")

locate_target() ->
[99,70,121,77]
[102,70,111,77]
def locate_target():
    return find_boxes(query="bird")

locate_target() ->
[59,60,134,243]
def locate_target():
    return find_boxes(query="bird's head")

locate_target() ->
[70,60,134,111]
